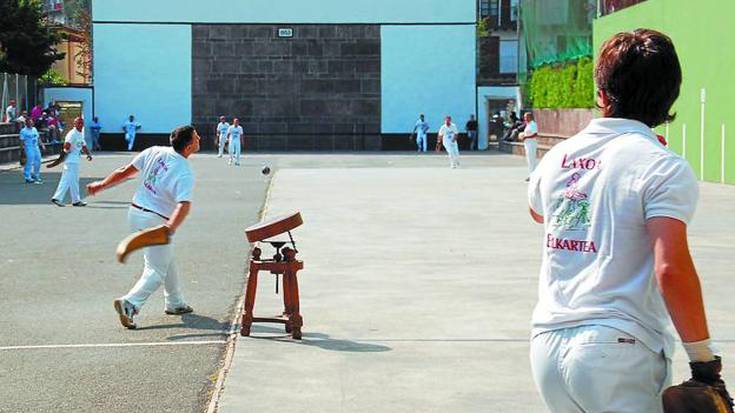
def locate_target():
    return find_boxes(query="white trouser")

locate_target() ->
[531,325,670,413]
[126,133,135,151]
[24,145,41,181]
[416,134,427,152]
[229,138,241,165]
[524,138,538,174]
[52,162,81,203]
[443,137,460,167]
[123,207,186,311]
[218,134,227,156]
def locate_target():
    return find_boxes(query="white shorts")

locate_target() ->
[530,325,670,413]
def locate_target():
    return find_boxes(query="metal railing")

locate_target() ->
[1,73,32,121]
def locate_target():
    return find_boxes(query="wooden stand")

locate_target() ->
[240,246,304,339]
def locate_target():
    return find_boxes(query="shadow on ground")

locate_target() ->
[0,171,100,205]
[247,324,392,353]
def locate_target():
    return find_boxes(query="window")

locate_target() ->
[510,0,519,22]
[480,0,489,17]
[499,40,518,74]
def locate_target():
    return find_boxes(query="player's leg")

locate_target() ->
[524,139,538,174]
[162,260,189,313]
[68,163,81,204]
[31,147,42,181]
[122,208,172,310]
[218,135,224,157]
[52,164,71,202]
[562,325,669,413]
[234,140,241,165]
[23,147,34,182]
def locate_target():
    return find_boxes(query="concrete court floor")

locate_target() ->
[217,153,735,413]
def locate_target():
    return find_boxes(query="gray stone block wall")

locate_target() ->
[192,24,381,151]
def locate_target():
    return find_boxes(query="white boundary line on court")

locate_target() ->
[682,124,687,160]
[700,88,706,179]
[205,170,277,413]
[722,123,727,184]
[0,340,226,351]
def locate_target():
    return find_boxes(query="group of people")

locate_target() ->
[215,116,245,166]
[410,114,479,169]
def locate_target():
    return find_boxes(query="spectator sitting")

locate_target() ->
[502,111,525,142]
[31,104,43,121]
[47,115,62,143]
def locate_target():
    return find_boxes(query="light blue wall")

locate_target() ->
[43,87,94,147]
[93,24,191,134]
[93,0,474,24]
[381,25,476,134]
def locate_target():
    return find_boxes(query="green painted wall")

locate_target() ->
[594,0,735,184]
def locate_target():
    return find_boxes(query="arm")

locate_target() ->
[647,217,710,343]
[529,207,544,224]
[165,201,191,234]
[82,144,92,160]
[87,163,138,196]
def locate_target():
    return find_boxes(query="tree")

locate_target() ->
[0,0,65,76]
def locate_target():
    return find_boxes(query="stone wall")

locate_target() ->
[192,24,381,151]
[532,108,596,138]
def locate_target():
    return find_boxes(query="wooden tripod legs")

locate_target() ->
[240,259,304,340]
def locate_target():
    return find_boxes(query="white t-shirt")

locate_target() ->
[528,118,698,357]
[228,125,244,141]
[524,120,538,138]
[20,127,39,147]
[217,122,230,138]
[132,146,195,217]
[123,121,141,138]
[415,119,429,137]
[63,128,86,164]
[438,123,458,142]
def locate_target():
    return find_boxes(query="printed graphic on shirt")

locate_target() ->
[143,158,168,195]
[551,172,591,231]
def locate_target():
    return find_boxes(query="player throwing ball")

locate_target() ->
[527,30,731,412]
[87,125,200,329]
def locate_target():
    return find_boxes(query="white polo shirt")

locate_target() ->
[63,128,86,164]
[132,146,194,218]
[415,119,429,137]
[228,125,244,141]
[438,122,458,142]
[528,118,698,358]
[217,122,230,139]
[524,120,538,138]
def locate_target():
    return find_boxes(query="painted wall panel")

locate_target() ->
[92,0,474,24]
[594,0,735,184]
[43,87,93,146]
[93,24,191,134]
[381,25,476,134]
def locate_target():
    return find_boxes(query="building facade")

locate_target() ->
[91,0,476,151]
[595,0,735,184]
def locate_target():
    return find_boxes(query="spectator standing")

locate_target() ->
[411,114,430,153]
[19,118,44,184]
[438,116,460,168]
[122,115,142,151]
[520,112,538,181]
[465,114,478,150]
[51,117,93,207]
[90,116,103,151]
[15,110,28,126]
[31,104,43,121]
[5,99,17,123]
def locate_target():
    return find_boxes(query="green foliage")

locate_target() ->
[477,17,490,38]
[0,0,65,76]
[39,68,67,86]
[528,57,595,109]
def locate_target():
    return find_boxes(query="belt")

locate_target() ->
[131,203,169,220]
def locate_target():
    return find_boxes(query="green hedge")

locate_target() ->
[528,57,594,109]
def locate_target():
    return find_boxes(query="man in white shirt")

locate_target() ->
[51,117,92,207]
[87,125,200,329]
[20,117,45,184]
[122,115,142,151]
[519,112,538,181]
[438,116,460,168]
[411,114,430,152]
[226,118,244,166]
[215,115,229,158]
[5,99,17,123]
[527,29,731,413]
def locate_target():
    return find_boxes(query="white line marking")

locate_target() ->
[701,88,706,179]
[206,171,276,413]
[683,124,687,160]
[0,340,226,351]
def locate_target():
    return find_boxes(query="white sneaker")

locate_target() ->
[113,298,138,329]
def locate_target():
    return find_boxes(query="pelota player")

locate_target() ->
[87,125,200,329]
[527,29,731,412]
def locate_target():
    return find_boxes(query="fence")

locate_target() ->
[1,73,32,121]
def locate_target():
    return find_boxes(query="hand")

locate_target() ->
[87,154,93,161]
[86,181,104,196]
[689,357,734,407]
